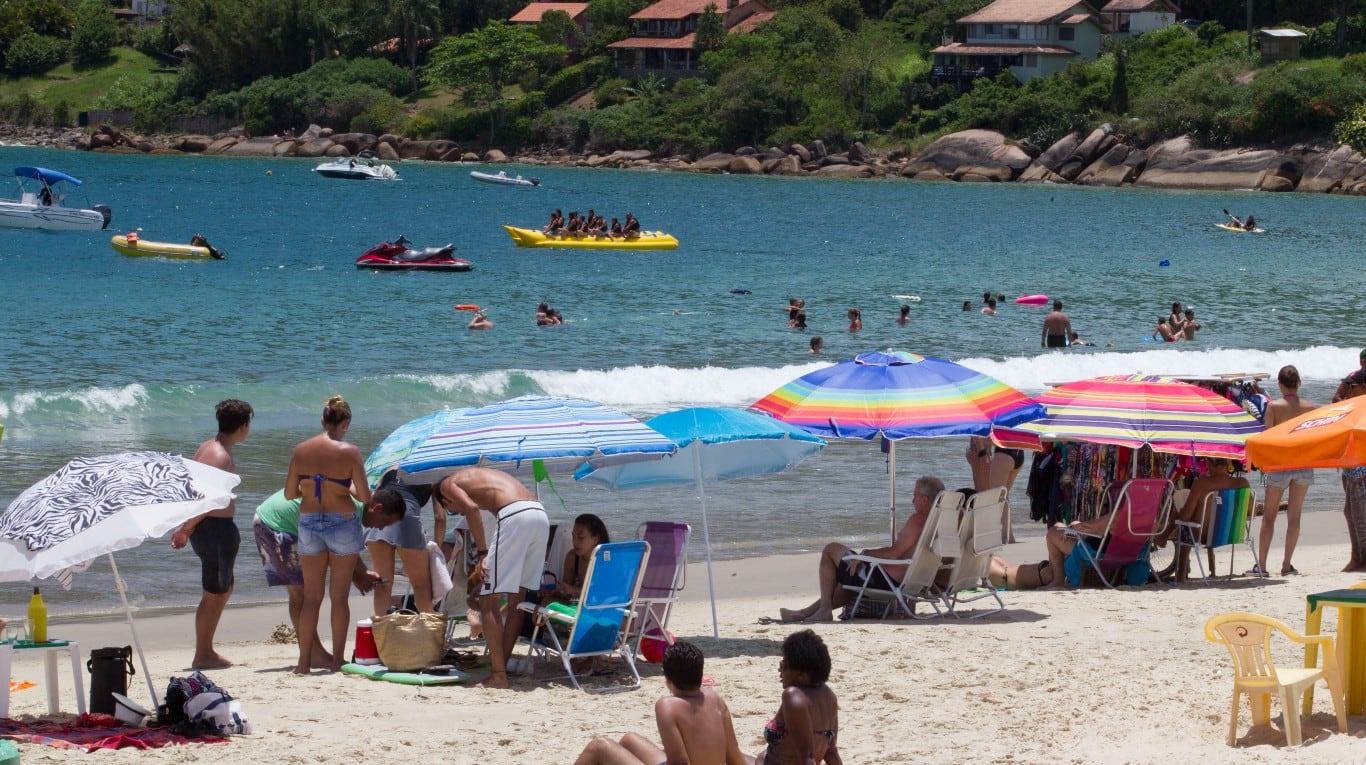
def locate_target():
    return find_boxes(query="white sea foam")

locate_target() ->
[0,383,148,420]
[523,362,831,414]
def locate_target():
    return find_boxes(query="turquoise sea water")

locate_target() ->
[1,145,1363,615]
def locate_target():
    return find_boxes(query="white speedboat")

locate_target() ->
[470,170,539,187]
[0,166,111,231]
[313,153,399,181]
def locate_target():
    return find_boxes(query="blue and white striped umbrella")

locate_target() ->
[365,395,676,485]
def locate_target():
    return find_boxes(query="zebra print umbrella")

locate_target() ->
[0,452,240,586]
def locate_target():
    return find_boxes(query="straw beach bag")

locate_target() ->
[371,610,446,671]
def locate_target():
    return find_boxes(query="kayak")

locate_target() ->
[111,235,222,260]
[1215,223,1265,233]
[503,225,679,250]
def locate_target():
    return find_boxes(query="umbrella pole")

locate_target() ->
[888,440,897,544]
[693,447,720,640]
[108,553,158,707]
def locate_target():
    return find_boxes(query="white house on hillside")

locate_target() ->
[1099,0,1177,37]
[931,0,1105,84]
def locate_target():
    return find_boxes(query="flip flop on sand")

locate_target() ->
[755,616,782,625]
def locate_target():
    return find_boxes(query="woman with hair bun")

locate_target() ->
[284,394,371,673]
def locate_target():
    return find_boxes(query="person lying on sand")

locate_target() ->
[778,476,944,623]
[575,641,746,765]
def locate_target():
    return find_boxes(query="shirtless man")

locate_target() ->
[1041,300,1071,348]
[896,305,911,326]
[574,641,746,765]
[1255,365,1318,576]
[778,476,944,623]
[467,310,493,330]
[170,399,253,670]
[1332,348,1366,402]
[1181,308,1202,341]
[1160,459,1249,582]
[436,467,549,689]
[1153,316,1176,342]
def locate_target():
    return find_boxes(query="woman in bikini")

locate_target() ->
[284,395,371,673]
[753,629,842,765]
[555,513,610,601]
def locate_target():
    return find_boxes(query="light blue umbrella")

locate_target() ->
[575,407,826,637]
[364,395,677,486]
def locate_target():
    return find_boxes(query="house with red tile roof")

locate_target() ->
[1099,0,1177,37]
[607,0,774,76]
[931,0,1105,85]
[510,2,592,35]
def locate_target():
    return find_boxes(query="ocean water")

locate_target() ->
[1,145,1363,615]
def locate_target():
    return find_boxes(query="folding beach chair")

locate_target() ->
[1175,486,1258,582]
[1063,478,1173,588]
[841,490,964,620]
[517,540,651,691]
[628,521,689,656]
[941,487,1007,618]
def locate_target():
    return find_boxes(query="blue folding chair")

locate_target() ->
[517,540,651,691]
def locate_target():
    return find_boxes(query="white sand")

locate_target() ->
[7,509,1366,763]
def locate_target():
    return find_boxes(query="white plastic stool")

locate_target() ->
[0,640,87,718]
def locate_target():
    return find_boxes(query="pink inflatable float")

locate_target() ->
[1014,294,1048,305]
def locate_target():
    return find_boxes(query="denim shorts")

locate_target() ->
[1266,469,1314,490]
[297,511,365,556]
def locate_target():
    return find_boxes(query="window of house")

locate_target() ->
[1005,25,1018,39]
[985,23,999,36]
[1058,27,1075,41]
[1024,54,1037,67]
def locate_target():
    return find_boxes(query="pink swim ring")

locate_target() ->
[1014,294,1048,305]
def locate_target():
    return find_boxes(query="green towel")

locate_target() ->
[0,739,18,765]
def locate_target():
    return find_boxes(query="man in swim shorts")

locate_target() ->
[170,399,252,670]
[436,467,549,689]
[1332,348,1366,402]
[254,488,405,669]
[778,476,945,623]
[1041,300,1071,348]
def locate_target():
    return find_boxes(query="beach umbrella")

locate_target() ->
[1245,397,1366,470]
[751,351,1042,539]
[0,451,241,707]
[364,394,677,485]
[994,375,1262,460]
[574,407,826,638]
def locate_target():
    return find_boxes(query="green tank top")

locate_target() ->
[254,489,362,536]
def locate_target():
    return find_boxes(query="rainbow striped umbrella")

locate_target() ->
[751,351,1042,537]
[998,375,1262,459]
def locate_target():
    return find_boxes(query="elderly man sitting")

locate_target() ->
[778,476,945,623]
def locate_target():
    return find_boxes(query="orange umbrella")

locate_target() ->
[1245,398,1366,471]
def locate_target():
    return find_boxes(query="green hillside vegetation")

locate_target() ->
[3,0,1366,155]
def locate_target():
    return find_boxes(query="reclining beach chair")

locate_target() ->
[1062,478,1173,588]
[840,490,964,620]
[517,540,651,691]
[941,487,1007,618]
[627,521,689,656]
[1176,486,1258,583]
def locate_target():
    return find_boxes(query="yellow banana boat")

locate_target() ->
[503,225,678,250]
[111,234,224,259]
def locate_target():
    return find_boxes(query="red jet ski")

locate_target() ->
[354,235,473,271]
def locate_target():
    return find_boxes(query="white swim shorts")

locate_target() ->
[1266,469,1314,490]
[480,500,550,596]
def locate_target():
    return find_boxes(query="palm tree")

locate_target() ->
[386,0,444,91]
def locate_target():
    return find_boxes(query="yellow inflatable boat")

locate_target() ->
[111,234,224,259]
[503,225,678,250]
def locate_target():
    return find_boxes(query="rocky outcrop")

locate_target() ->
[902,130,1025,182]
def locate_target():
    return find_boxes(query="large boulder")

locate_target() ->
[205,136,240,154]
[1057,126,1116,181]
[810,140,827,159]
[691,152,736,172]
[904,129,1024,181]
[789,143,812,163]
[324,144,351,157]
[1075,144,1133,186]
[396,139,431,160]
[271,140,298,157]
[1134,139,1283,189]
[174,135,213,153]
[848,141,868,164]
[814,163,872,178]
[299,124,324,141]
[1032,132,1083,172]
[1297,145,1365,193]
[728,156,763,174]
[329,132,376,154]
[375,142,400,161]
[484,148,509,163]
[296,138,334,157]
[765,155,803,175]
[1257,155,1305,191]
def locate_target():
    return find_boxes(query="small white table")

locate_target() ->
[0,640,87,718]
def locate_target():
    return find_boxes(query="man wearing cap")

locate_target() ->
[1332,348,1366,402]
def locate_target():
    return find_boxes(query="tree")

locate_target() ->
[693,4,725,54]
[536,9,582,51]
[71,0,118,65]
[385,0,443,91]
[424,20,566,144]
[1110,47,1129,114]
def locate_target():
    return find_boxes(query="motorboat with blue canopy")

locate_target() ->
[1,166,112,231]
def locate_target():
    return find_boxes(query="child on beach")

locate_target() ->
[752,629,842,765]
[574,641,746,765]
[555,513,610,601]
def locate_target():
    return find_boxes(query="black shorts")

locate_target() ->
[1045,334,1067,348]
[999,448,1025,470]
[836,554,895,591]
[190,516,240,595]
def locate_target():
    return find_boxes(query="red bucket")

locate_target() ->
[354,619,380,665]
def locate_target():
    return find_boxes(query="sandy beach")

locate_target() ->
[6,508,1365,764]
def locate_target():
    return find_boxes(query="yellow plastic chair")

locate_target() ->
[1205,612,1348,747]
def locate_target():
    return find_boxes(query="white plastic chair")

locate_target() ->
[941,487,1007,618]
